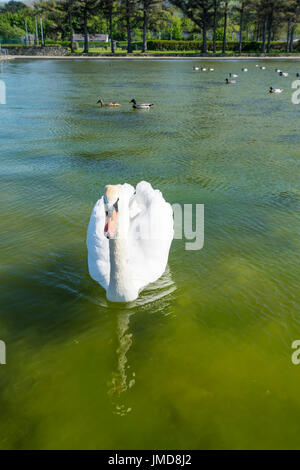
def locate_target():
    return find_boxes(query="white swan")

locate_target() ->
[87,182,174,302]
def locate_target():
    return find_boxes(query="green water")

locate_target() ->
[1,58,300,450]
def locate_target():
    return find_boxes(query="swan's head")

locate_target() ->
[103,185,122,239]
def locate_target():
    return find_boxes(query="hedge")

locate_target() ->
[142,39,300,52]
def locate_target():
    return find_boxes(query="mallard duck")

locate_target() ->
[201,67,207,71]
[97,98,120,107]
[225,78,237,84]
[193,66,199,71]
[242,68,248,72]
[269,87,283,94]
[130,99,153,109]
[209,68,214,71]
[260,66,266,70]
[275,68,281,73]
[229,73,238,78]
[279,71,288,77]
[296,73,300,77]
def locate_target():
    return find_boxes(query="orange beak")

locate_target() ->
[104,210,117,239]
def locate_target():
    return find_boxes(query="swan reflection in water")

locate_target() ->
[106,267,176,416]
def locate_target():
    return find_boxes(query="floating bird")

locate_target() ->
[260,66,266,70]
[255,64,259,67]
[226,78,237,84]
[87,182,173,302]
[242,68,248,72]
[209,68,214,71]
[130,99,153,109]
[193,66,199,71]
[201,67,207,71]
[279,71,288,77]
[97,98,120,107]
[296,73,300,77]
[229,73,238,78]
[275,68,281,72]
[269,87,283,94]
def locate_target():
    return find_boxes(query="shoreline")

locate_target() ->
[4,54,300,60]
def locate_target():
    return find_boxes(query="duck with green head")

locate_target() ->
[130,99,153,109]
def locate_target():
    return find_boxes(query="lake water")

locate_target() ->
[1,58,300,449]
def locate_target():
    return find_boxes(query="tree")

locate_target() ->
[138,0,161,52]
[79,0,101,52]
[0,15,25,40]
[212,0,220,53]
[284,0,300,52]
[234,0,246,54]
[221,0,228,53]
[170,0,214,53]
[101,0,116,53]
[2,1,27,14]
[119,0,137,53]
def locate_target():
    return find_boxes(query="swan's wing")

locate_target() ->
[86,197,110,290]
[128,181,173,292]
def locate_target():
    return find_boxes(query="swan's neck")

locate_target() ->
[107,204,137,302]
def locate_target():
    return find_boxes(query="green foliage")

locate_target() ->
[1,1,27,13]
[143,39,300,52]
[0,15,25,41]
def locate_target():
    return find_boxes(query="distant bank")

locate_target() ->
[4,55,300,60]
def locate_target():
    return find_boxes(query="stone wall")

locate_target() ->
[4,46,69,56]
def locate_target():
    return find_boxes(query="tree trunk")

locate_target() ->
[286,20,290,53]
[222,1,228,54]
[202,16,207,53]
[109,6,114,54]
[69,11,74,53]
[126,0,132,53]
[239,2,244,55]
[261,18,267,53]
[83,8,89,53]
[289,25,295,52]
[142,7,147,53]
[213,1,217,54]
[266,10,273,54]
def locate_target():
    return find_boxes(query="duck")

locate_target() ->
[225,78,237,84]
[275,68,281,73]
[229,73,238,78]
[296,73,300,77]
[279,71,288,77]
[209,68,214,71]
[201,67,207,71]
[193,66,199,71]
[130,99,153,109]
[242,68,248,72]
[97,98,120,107]
[260,66,266,70]
[87,182,173,302]
[269,86,283,94]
